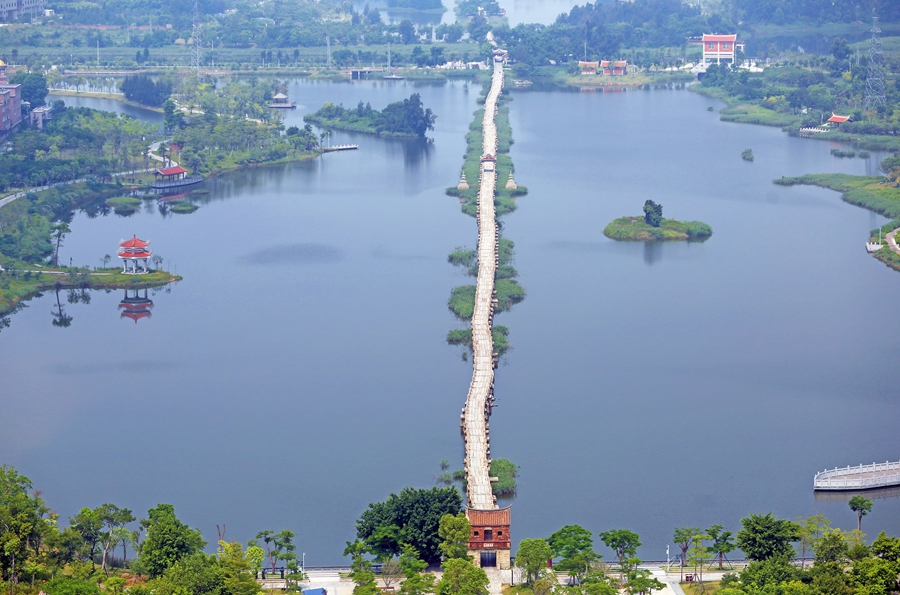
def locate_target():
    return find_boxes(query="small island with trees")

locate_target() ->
[304,93,436,138]
[604,200,713,241]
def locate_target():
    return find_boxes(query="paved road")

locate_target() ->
[886,227,900,254]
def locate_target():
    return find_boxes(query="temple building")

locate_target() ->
[118,235,152,274]
[466,507,511,569]
[701,34,745,64]
[579,61,599,75]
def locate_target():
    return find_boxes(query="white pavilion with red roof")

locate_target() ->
[702,34,745,64]
[118,235,152,274]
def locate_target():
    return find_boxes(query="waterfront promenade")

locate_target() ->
[461,59,504,511]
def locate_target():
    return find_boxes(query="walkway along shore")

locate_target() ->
[461,59,504,511]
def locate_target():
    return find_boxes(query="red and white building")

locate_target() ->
[118,235,153,274]
[0,61,22,134]
[701,34,745,64]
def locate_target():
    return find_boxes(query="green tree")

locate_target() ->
[163,99,182,132]
[625,569,665,595]
[438,513,471,562]
[0,466,45,585]
[796,515,830,568]
[437,558,488,595]
[398,544,436,595]
[152,552,224,595]
[398,20,415,44]
[814,529,849,564]
[871,531,900,562]
[138,504,205,578]
[848,496,872,532]
[706,525,736,570]
[515,538,552,586]
[245,542,264,575]
[548,525,598,581]
[51,222,70,267]
[70,507,104,572]
[344,540,379,595]
[642,200,662,227]
[219,542,263,595]
[830,38,851,61]
[11,72,49,107]
[736,514,799,562]
[598,530,641,569]
[673,528,698,580]
[97,503,135,575]
[356,487,462,563]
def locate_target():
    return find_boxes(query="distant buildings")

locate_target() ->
[578,60,628,76]
[0,62,23,134]
[701,33,745,64]
[0,0,44,21]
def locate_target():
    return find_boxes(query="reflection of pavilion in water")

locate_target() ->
[118,289,154,323]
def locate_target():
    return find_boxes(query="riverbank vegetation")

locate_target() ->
[0,464,304,595]
[303,94,436,138]
[695,45,900,151]
[774,171,900,272]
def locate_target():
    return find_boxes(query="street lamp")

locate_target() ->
[302,552,306,575]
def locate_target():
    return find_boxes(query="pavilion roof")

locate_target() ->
[120,235,150,248]
[156,165,187,176]
[827,113,851,123]
[614,60,627,67]
[272,93,288,99]
[702,33,738,42]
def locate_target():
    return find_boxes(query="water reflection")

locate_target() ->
[119,289,154,323]
[643,241,663,266]
[814,486,900,502]
[51,288,92,328]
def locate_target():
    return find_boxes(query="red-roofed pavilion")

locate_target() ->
[155,165,188,182]
[827,113,851,124]
[119,289,154,323]
[118,235,153,274]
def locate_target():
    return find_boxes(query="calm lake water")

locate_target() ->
[3,79,899,564]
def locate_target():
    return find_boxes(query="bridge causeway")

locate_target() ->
[461,60,505,511]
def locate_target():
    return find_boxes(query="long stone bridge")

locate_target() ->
[461,58,504,512]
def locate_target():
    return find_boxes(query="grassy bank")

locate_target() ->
[773,174,900,218]
[774,173,900,273]
[604,216,713,241]
[1,267,181,317]
[302,115,418,137]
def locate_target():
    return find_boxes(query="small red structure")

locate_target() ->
[155,165,188,183]
[600,60,611,75]
[579,61,599,75]
[612,60,628,75]
[827,113,851,124]
[118,235,153,274]
[119,289,154,323]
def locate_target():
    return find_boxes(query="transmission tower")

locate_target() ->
[191,0,202,73]
[864,16,886,110]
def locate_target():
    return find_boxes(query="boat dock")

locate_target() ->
[459,59,505,511]
[814,460,900,490]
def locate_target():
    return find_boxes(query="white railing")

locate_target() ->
[814,460,900,490]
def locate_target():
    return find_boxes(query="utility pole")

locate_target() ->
[326,35,331,68]
[96,39,100,66]
[864,15,886,110]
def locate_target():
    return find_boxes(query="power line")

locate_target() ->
[864,15,886,110]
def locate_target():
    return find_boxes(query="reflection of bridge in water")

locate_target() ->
[119,289,154,323]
